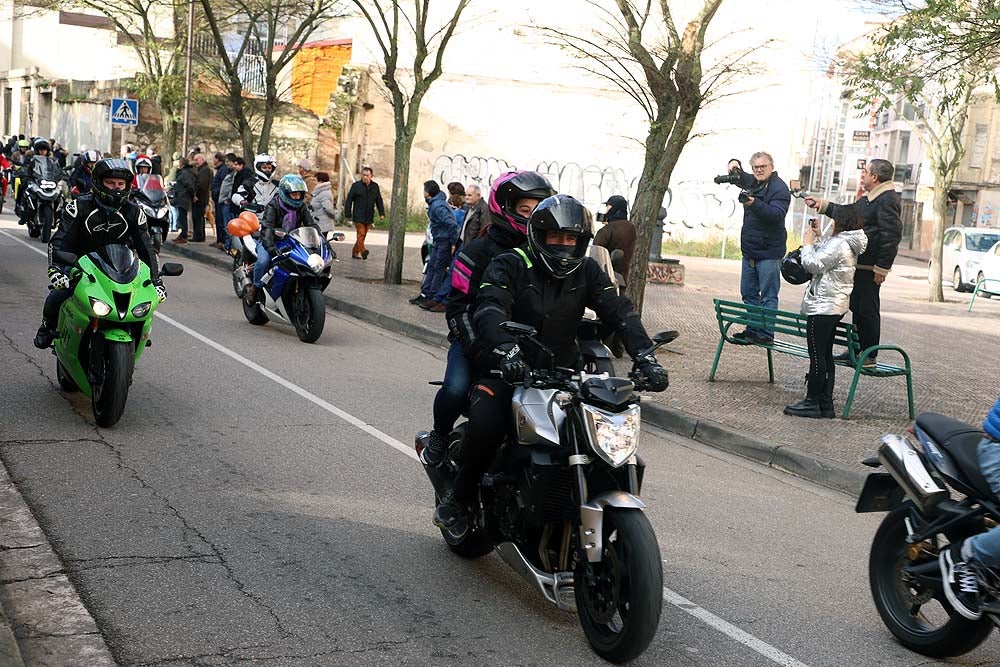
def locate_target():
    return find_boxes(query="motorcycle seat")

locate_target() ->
[915,413,996,502]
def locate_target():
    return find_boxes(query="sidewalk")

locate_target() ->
[163,235,1000,495]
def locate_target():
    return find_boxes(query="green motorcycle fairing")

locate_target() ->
[54,250,160,396]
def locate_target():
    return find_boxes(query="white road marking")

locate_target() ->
[2,227,812,667]
[663,585,810,667]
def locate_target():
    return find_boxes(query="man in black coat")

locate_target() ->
[807,158,902,366]
[343,167,385,259]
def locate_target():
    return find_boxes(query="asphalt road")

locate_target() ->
[1,220,999,667]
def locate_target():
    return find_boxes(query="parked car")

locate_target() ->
[932,226,1000,291]
[977,239,1000,296]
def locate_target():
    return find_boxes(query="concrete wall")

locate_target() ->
[53,99,111,153]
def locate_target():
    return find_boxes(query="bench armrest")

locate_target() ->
[856,344,912,371]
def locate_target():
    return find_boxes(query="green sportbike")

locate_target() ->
[50,244,183,427]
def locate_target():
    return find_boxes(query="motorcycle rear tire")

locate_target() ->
[435,493,493,559]
[292,287,325,343]
[576,509,662,663]
[869,503,993,657]
[39,204,53,244]
[56,360,78,392]
[92,341,134,428]
[242,293,269,325]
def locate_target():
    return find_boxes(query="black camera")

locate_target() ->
[713,171,743,185]
[738,190,753,204]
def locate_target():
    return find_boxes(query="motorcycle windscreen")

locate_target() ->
[90,244,140,284]
[136,174,166,205]
[32,158,61,182]
[289,226,324,251]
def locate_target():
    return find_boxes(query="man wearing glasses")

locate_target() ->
[725,152,791,344]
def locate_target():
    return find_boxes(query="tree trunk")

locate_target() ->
[257,88,278,154]
[160,112,178,162]
[625,122,679,315]
[384,126,415,284]
[928,174,950,303]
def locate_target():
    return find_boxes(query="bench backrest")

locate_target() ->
[713,299,861,359]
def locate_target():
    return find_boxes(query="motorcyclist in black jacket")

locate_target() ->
[420,171,555,467]
[34,158,163,349]
[68,149,99,196]
[433,195,669,534]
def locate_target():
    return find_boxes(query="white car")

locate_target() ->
[937,226,1000,292]
[978,239,1000,296]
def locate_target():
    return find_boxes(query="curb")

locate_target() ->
[640,403,867,496]
[0,465,116,666]
[165,244,866,497]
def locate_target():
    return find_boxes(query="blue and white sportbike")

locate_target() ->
[239,227,336,343]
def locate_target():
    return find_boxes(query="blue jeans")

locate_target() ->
[432,254,460,304]
[740,257,781,338]
[968,438,1000,567]
[432,341,472,435]
[253,246,271,287]
[420,241,453,298]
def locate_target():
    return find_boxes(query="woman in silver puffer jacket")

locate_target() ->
[784,210,867,419]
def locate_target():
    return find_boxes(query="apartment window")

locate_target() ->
[970,124,989,168]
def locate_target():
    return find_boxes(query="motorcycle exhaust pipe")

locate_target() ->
[877,434,948,513]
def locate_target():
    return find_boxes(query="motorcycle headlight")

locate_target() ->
[158,206,169,218]
[89,298,112,317]
[307,253,325,273]
[582,403,640,468]
[131,302,151,318]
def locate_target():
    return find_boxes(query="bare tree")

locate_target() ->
[540,0,759,314]
[843,0,999,302]
[197,0,349,157]
[60,0,189,157]
[350,0,472,285]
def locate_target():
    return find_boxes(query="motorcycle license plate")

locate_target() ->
[855,473,904,513]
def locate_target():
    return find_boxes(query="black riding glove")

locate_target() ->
[493,342,527,383]
[634,354,669,392]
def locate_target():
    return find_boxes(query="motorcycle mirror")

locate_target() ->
[325,231,346,242]
[160,262,184,277]
[54,250,78,266]
[500,321,537,338]
[652,330,679,345]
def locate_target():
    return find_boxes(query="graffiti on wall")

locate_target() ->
[431,153,743,232]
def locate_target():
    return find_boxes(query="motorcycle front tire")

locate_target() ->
[39,203,53,244]
[92,341,134,427]
[292,287,325,343]
[576,509,662,663]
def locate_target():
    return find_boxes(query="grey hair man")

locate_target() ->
[725,150,791,344]
[461,183,489,245]
[805,158,902,366]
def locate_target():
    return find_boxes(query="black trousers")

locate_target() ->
[806,314,842,409]
[454,378,513,505]
[850,269,881,355]
[191,201,207,242]
[42,288,73,324]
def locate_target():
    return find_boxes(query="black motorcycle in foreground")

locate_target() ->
[416,322,677,663]
[858,412,1000,656]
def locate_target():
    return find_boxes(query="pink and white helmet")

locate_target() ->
[487,171,555,237]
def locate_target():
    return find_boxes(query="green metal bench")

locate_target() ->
[968,276,1000,312]
[709,299,915,420]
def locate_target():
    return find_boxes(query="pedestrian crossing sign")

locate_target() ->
[110,98,139,126]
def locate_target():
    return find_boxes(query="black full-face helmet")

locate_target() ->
[488,170,555,238]
[33,139,50,154]
[527,194,593,279]
[91,158,134,211]
[781,248,811,285]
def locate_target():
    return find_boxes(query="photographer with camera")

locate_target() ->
[718,152,791,343]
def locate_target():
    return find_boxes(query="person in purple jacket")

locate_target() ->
[939,394,1000,620]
